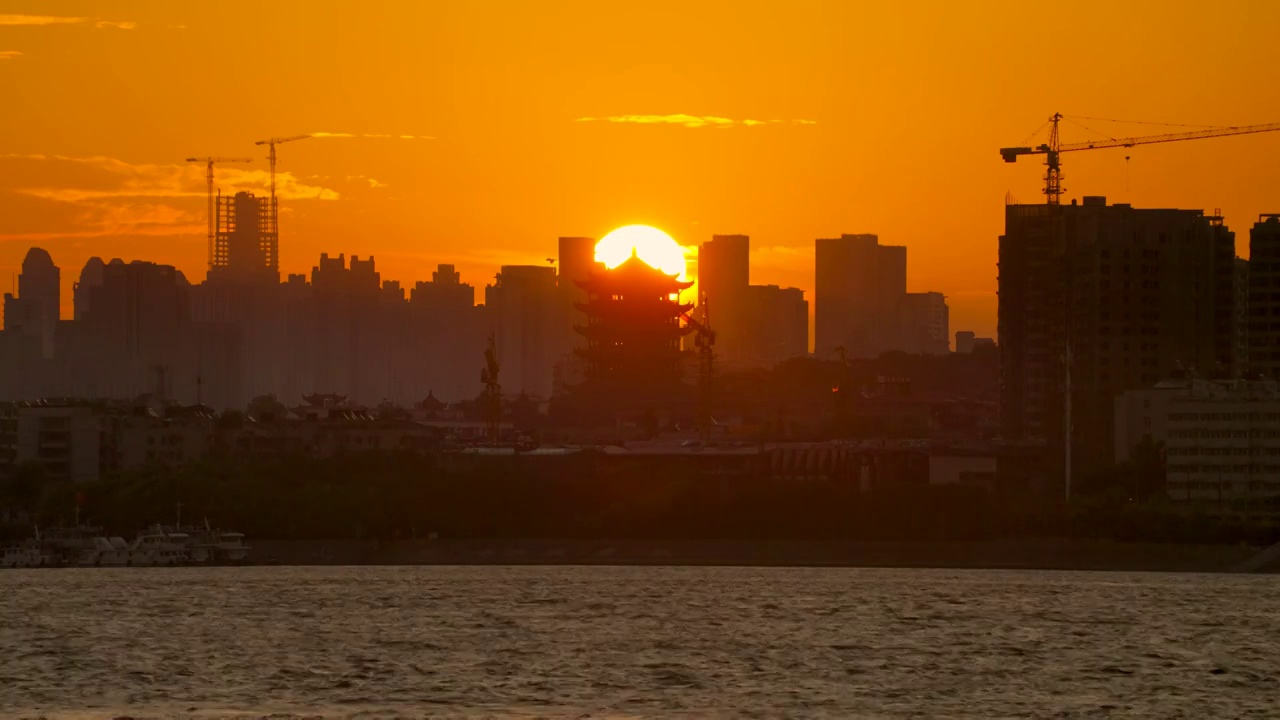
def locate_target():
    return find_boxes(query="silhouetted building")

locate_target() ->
[1235,257,1249,375]
[815,234,906,358]
[198,189,291,406]
[899,292,949,355]
[557,237,598,350]
[1249,215,1280,378]
[2,247,60,359]
[698,234,750,363]
[999,197,1239,481]
[72,257,105,321]
[409,264,484,401]
[570,253,694,418]
[955,330,994,354]
[486,265,559,399]
[744,284,808,366]
[69,260,194,399]
[212,191,278,280]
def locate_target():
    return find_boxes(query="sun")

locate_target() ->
[595,225,687,278]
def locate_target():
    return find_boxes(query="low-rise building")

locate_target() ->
[1115,379,1280,501]
[13,402,105,483]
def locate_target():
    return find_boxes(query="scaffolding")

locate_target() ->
[213,191,278,273]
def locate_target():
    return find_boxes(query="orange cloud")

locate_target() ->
[575,115,817,128]
[312,132,434,140]
[0,51,21,60]
[3,154,339,202]
[0,15,135,29]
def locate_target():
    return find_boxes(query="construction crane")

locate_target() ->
[1001,113,1280,205]
[253,134,310,207]
[185,156,252,269]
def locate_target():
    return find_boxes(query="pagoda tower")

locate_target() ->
[570,252,695,410]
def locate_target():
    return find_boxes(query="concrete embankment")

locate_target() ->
[251,538,1264,573]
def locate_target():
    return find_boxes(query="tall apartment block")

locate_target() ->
[999,196,1239,479]
[485,265,560,399]
[1249,215,1280,378]
[697,234,751,363]
[814,234,906,358]
[2,247,60,359]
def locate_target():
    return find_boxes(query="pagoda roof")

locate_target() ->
[575,253,694,292]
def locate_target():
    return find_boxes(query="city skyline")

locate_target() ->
[5,1,1280,341]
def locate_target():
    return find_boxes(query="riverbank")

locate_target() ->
[248,537,1274,573]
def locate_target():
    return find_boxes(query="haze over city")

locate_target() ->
[9,3,1280,718]
[5,0,1280,340]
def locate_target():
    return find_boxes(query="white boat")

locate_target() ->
[43,525,122,567]
[95,537,131,566]
[1,539,49,568]
[211,532,251,562]
[128,529,190,566]
[161,520,251,564]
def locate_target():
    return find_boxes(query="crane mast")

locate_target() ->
[185,156,252,270]
[253,134,311,239]
[1001,113,1280,204]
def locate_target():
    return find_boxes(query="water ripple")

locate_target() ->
[2,566,1279,718]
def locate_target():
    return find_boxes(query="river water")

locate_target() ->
[3,566,1278,718]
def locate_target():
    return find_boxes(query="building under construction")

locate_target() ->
[212,191,278,278]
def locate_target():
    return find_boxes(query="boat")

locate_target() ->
[1,537,51,568]
[1,510,251,568]
[210,531,251,563]
[157,520,252,564]
[128,528,190,566]
[42,524,130,567]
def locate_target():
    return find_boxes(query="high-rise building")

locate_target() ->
[212,191,278,279]
[2,247,60,358]
[698,235,750,363]
[999,197,1239,481]
[557,237,598,354]
[72,257,105,321]
[74,260,194,399]
[898,292,950,355]
[411,264,484,401]
[1248,215,1280,378]
[814,234,906,358]
[485,265,559,399]
[744,285,808,366]
[558,237,597,301]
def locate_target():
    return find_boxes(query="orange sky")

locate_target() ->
[3,0,1280,341]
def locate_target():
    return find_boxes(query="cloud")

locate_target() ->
[575,115,817,129]
[0,15,86,25]
[0,51,21,60]
[312,131,434,140]
[344,174,389,189]
[0,155,339,249]
[0,15,135,29]
[0,153,339,203]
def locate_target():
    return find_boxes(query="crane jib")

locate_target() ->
[1000,114,1280,204]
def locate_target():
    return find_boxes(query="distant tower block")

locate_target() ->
[213,191,278,276]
